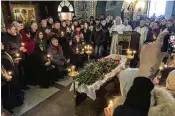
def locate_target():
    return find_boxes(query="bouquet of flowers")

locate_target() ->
[76,58,120,85]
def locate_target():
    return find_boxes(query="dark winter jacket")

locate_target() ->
[81,29,92,43]
[2,33,21,57]
[113,77,154,116]
[47,44,66,66]
[92,29,106,45]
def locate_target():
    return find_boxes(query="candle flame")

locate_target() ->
[71,65,76,70]
[159,66,163,70]
[133,50,136,54]
[8,71,12,75]
[16,53,20,57]
[108,100,113,107]
[61,31,64,36]
[21,42,25,46]
[67,68,71,72]
[47,54,50,58]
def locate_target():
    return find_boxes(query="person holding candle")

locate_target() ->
[59,30,85,68]
[47,38,69,79]
[72,34,85,52]
[1,42,24,112]
[30,43,58,88]
[2,24,30,90]
[21,28,36,55]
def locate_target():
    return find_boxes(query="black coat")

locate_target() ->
[113,77,154,116]
[81,29,92,43]
[59,37,85,67]
[2,33,21,57]
[92,29,106,45]
[1,51,23,110]
[30,46,58,85]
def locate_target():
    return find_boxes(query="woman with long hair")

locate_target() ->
[35,30,47,51]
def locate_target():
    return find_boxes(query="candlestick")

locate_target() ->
[84,44,93,62]
[71,65,76,71]
[67,66,79,116]
[126,49,136,67]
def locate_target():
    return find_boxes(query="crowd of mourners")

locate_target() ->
[1,14,175,113]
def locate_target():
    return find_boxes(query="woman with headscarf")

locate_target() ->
[30,43,58,88]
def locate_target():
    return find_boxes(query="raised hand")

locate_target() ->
[138,32,169,77]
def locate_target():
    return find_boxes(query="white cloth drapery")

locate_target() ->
[70,55,127,100]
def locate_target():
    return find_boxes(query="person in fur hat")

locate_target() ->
[105,32,175,116]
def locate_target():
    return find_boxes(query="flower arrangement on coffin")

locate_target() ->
[76,58,121,85]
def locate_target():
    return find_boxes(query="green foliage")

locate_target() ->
[77,58,120,85]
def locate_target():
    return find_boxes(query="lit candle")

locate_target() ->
[159,66,163,70]
[61,31,64,37]
[89,46,92,50]
[164,64,168,68]
[108,100,113,107]
[16,53,20,58]
[8,71,12,76]
[67,68,71,73]
[82,48,85,52]
[47,54,51,60]
[71,65,75,71]
[133,50,136,54]
[21,42,25,47]
[131,56,134,59]
[76,47,79,53]
[127,49,130,54]
[71,25,74,31]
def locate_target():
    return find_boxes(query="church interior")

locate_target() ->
[1,0,175,116]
